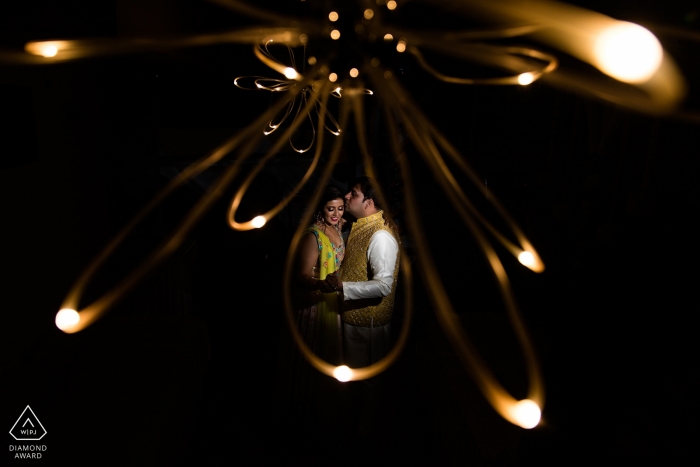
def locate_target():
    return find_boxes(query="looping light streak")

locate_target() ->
[53,74,312,333]
[21,28,307,61]
[409,45,558,86]
[367,64,544,426]
[330,87,373,98]
[254,41,304,82]
[234,77,293,92]
[439,0,685,111]
[228,75,328,230]
[281,89,414,381]
[374,70,546,273]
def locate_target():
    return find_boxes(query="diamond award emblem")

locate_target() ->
[9,406,47,441]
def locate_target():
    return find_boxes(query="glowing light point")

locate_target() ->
[55,308,80,331]
[371,58,380,67]
[364,9,375,20]
[26,42,61,58]
[299,34,308,44]
[384,70,393,79]
[396,40,406,53]
[40,45,58,57]
[251,216,267,228]
[518,251,536,267]
[511,399,541,429]
[350,68,359,78]
[283,67,299,80]
[330,29,341,40]
[308,56,317,65]
[387,1,397,10]
[329,12,339,22]
[329,73,338,82]
[518,73,535,85]
[384,34,393,41]
[333,365,353,382]
[594,22,663,83]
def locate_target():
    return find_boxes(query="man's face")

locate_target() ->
[344,184,368,219]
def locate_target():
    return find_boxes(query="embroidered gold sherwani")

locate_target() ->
[339,211,400,327]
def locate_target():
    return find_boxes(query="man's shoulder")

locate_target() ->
[369,228,399,246]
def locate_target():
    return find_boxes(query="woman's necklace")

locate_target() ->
[325,223,340,244]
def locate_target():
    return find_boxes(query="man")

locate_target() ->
[321,175,400,368]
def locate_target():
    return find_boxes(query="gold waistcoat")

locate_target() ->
[339,211,400,327]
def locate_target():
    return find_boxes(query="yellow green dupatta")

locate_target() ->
[307,225,343,365]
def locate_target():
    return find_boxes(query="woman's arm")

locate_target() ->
[295,232,321,290]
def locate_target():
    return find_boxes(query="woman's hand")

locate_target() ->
[319,273,342,293]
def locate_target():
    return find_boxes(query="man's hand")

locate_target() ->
[319,273,342,293]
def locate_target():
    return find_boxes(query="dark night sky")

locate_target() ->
[1,1,699,465]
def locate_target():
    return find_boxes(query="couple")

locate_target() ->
[295,176,400,370]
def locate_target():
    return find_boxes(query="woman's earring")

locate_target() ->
[314,212,324,227]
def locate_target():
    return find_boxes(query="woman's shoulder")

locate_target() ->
[303,226,324,249]
[306,225,322,237]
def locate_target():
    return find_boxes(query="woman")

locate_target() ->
[294,185,345,366]
[281,186,348,439]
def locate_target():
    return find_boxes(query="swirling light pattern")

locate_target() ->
[233,41,342,153]
[10,0,687,428]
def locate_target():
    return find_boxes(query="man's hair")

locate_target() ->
[352,176,382,209]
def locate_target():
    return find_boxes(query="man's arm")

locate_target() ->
[342,230,398,301]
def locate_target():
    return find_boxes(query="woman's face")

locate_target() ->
[321,199,345,226]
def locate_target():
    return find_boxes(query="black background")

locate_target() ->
[2,1,699,465]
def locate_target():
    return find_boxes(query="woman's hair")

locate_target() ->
[315,185,345,213]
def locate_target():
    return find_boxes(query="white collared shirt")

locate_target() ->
[342,230,399,301]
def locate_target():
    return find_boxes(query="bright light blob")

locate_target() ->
[510,399,542,429]
[55,308,80,331]
[518,72,535,85]
[283,67,299,80]
[333,365,353,382]
[594,22,663,83]
[518,251,536,267]
[41,45,58,57]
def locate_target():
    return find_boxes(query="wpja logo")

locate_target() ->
[9,406,47,459]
